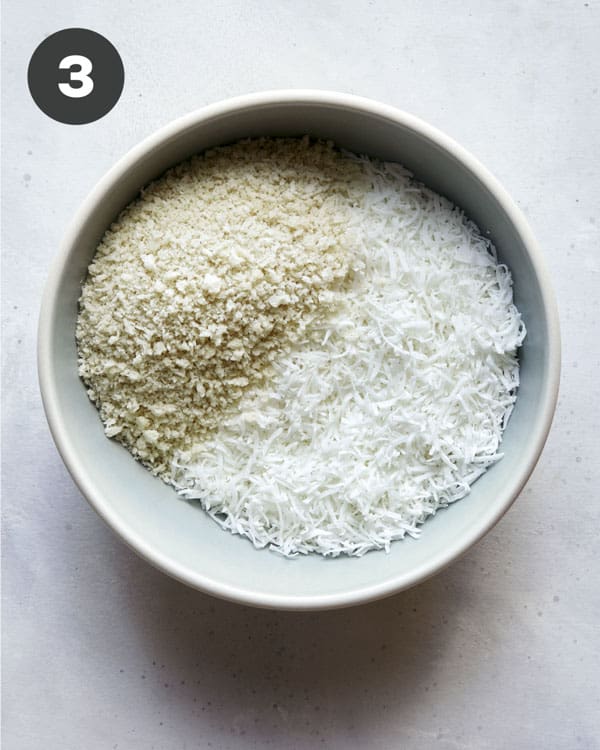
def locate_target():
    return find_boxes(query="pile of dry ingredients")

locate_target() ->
[77,137,525,557]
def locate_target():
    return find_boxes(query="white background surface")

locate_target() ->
[2,1,599,748]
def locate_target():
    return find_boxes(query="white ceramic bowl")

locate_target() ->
[38,90,560,610]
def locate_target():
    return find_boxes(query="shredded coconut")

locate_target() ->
[77,137,525,557]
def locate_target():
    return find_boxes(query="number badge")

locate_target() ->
[28,28,124,125]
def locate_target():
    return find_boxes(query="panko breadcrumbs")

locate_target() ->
[77,137,369,476]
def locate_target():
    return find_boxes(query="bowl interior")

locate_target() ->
[42,97,556,608]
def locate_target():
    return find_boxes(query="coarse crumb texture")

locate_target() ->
[77,137,369,476]
[78,137,526,557]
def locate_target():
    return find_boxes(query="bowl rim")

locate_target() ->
[38,89,561,610]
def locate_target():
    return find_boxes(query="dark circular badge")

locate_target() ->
[27,28,124,125]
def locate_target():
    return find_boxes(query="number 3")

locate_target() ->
[58,55,94,98]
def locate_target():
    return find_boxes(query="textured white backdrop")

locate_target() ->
[2,1,599,748]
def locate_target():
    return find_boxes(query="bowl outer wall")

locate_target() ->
[38,90,561,610]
